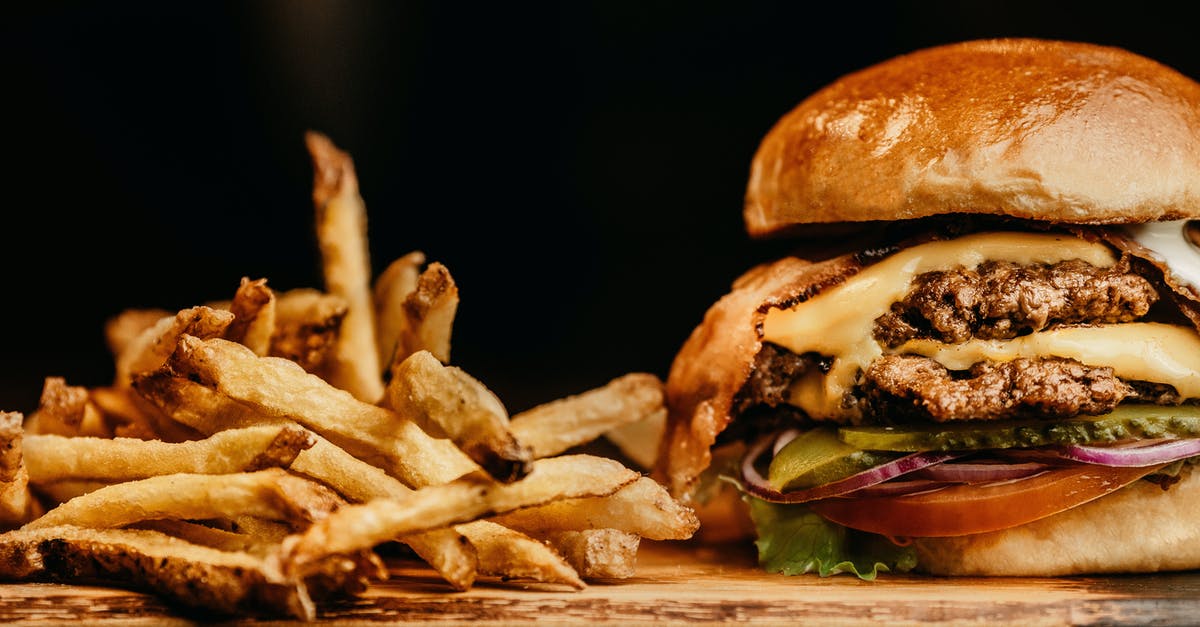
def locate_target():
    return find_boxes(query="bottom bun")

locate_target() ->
[914,467,1200,575]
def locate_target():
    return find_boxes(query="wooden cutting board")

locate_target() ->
[3,540,1199,625]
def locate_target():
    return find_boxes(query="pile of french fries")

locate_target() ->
[0,132,697,619]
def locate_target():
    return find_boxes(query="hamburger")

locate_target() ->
[658,38,1200,577]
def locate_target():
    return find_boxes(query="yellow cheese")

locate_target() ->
[764,231,1121,420]
[898,323,1200,398]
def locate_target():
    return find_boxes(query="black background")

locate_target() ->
[4,2,1198,414]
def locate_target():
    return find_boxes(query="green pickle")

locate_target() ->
[767,427,897,492]
[838,404,1200,452]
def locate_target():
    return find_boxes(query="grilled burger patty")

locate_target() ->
[733,257,1191,430]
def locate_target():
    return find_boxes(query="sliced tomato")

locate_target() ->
[809,464,1162,537]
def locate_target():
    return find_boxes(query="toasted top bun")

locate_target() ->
[745,39,1200,237]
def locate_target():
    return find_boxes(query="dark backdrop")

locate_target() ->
[4,2,1197,414]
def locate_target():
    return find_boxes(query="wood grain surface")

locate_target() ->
[3,540,1200,625]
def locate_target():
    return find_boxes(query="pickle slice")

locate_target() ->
[767,427,897,491]
[839,404,1200,452]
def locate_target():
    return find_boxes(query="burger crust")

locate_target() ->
[745,39,1200,236]
[914,467,1200,575]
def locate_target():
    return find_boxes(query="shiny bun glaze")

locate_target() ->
[745,39,1200,236]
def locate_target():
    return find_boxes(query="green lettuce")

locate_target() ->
[745,496,917,580]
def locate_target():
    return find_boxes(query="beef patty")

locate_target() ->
[873,257,1158,347]
[736,258,1178,425]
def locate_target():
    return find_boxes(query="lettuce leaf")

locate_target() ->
[746,496,917,580]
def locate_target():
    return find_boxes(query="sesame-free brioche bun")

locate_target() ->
[744,39,1200,237]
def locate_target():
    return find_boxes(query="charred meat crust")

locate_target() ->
[737,255,1190,426]
[862,355,1133,423]
[873,256,1158,347]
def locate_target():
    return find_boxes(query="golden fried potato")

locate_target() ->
[282,455,638,575]
[509,373,665,459]
[114,306,234,388]
[167,336,476,487]
[23,424,314,484]
[26,468,342,531]
[388,350,531,482]
[305,131,383,403]
[270,288,348,374]
[393,261,458,367]
[539,529,640,579]
[460,521,584,589]
[487,476,699,540]
[374,251,425,369]
[226,277,277,356]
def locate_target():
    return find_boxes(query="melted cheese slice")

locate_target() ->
[764,231,1137,420]
[899,323,1200,398]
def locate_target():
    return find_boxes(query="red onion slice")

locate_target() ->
[1056,438,1200,467]
[911,461,1050,483]
[772,429,802,456]
[848,479,956,498]
[741,432,965,504]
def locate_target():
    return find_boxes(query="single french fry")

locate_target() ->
[0,525,352,619]
[226,277,277,356]
[395,262,459,366]
[487,476,700,541]
[460,521,584,589]
[23,424,314,484]
[0,412,22,482]
[114,306,234,388]
[25,469,342,531]
[509,373,666,459]
[104,308,172,359]
[374,251,425,370]
[1,413,42,527]
[134,371,480,590]
[270,288,348,374]
[538,529,640,579]
[167,336,477,487]
[281,455,639,575]
[0,467,40,528]
[387,350,531,482]
[25,377,88,437]
[305,131,383,403]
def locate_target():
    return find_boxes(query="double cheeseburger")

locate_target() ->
[659,39,1200,577]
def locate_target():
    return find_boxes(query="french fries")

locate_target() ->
[540,529,641,579]
[509,372,666,459]
[281,455,637,573]
[393,261,459,366]
[0,412,37,526]
[461,521,584,589]
[23,424,314,484]
[0,525,381,620]
[270,288,348,374]
[488,476,700,541]
[226,276,277,356]
[1,411,22,482]
[306,131,383,403]
[388,350,531,482]
[114,305,233,388]
[26,468,342,531]
[374,251,425,369]
[0,132,697,617]
[167,335,477,487]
